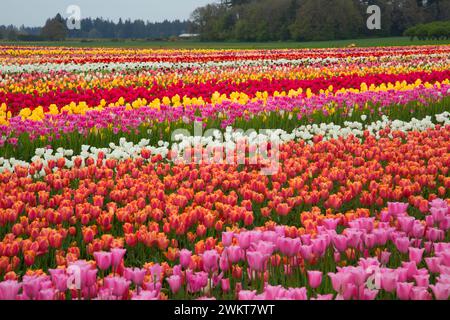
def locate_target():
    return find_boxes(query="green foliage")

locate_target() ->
[290,0,363,41]
[40,14,67,41]
[191,4,232,41]
[405,20,450,39]
[191,0,450,42]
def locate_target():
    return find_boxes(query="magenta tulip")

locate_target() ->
[307,271,323,289]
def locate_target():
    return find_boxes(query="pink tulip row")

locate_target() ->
[0,198,448,300]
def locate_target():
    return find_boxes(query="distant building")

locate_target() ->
[178,33,200,39]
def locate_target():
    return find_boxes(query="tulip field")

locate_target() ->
[0,44,449,301]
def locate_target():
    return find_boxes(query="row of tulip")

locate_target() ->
[0,45,449,118]
[0,119,448,282]
[2,46,449,66]
[1,80,449,160]
[2,70,450,116]
[1,110,449,176]
[1,51,448,95]
[0,197,448,300]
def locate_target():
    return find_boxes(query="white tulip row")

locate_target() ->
[0,111,449,176]
[1,53,449,74]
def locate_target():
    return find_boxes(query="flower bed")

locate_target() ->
[0,45,449,300]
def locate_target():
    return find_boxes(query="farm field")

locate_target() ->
[0,43,449,300]
[1,36,449,49]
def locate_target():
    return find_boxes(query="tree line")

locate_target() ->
[405,20,450,39]
[1,1,449,42]
[0,14,193,41]
[190,0,450,41]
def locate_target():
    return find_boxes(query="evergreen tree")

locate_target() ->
[40,14,67,40]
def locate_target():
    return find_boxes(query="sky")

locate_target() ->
[0,0,215,27]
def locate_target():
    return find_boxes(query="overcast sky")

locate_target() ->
[0,0,215,27]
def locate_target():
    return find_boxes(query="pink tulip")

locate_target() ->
[413,274,429,287]
[440,217,450,231]
[264,285,283,299]
[85,269,98,287]
[334,251,341,263]
[322,218,339,230]
[277,237,300,256]
[359,287,379,300]
[144,281,162,292]
[52,274,69,292]
[396,282,413,300]
[134,268,147,286]
[439,251,450,267]
[0,280,21,300]
[132,290,159,300]
[373,229,388,246]
[332,235,348,252]
[219,253,230,271]
[94,251,112,271]
[408,247,425,265]
[227,246,244,263]
[252,241,276,256]
[166,275,182,294]
[410,286,432,300]
[425,215,435,227]
[299,244,313,261]
[380,251,391,265]
[179,249,192,269]
[328,272,347,293]
[380,210,391,223]
[222,231,234,247]
[124,268,146,286]
[430,283,450,300]
[388,202,408,216]
[348,267,367,286]
[300,234,311,245]
[425,256,442,273]
[430,207,447,223]
[22,276,42,300]
[426,228,444,242]
[237,232,251,250]
[424,241,433,253]
[307,271,323,289]
[202,250,220,273]
[342,283,358,300]
[111,248,126,269]
[82,285,98,299]
[221,278,230,293]
[104,277,130,297]
[363,234,376,249]
[394,237,410,254]
[288,287,307,300]
[48,268,65,279]
[312,237,328,256]
[402,261,419,280]
[246,251,269,272]
[380,272,397,293]
[150,264,162,282]
[396,268,408,282]
[412,223,425,238]
[197,296,217,300]
[38,289,56,300]
[439,265,450,274]
[238,290,257,300]
[262,231,278,243]
[397,216,415,233]
[430,198,447,209]
[96,288,118,300]
[186,271,208,293]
